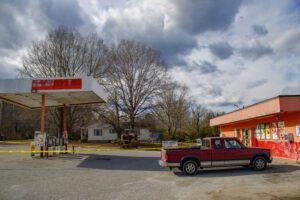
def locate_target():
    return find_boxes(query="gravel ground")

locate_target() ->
[0,144,300,200]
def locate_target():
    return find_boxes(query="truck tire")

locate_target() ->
[252,156,267,171]
[182,160,198,175]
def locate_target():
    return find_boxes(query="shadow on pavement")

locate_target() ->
[77,154,165,171]
[77,154,300,175]
[173,164,300,177]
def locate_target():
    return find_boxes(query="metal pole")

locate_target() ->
[41,94,45,134]
[40,94,45,158]
[63,104,68,153]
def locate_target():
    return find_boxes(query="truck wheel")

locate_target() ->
[252,156,267,171]
[182,160,198,175]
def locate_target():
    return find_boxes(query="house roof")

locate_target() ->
[83,122,152,130]
[210,95,300,126]
[85,122,113,129]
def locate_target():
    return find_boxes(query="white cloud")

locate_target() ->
[0,0,299,112]
[166,0,300,112]
[273,28,300,56]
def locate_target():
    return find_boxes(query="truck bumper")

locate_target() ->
[267,157,273,163]
[158,160,180,167]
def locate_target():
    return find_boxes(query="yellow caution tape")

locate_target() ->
[0,146,196,154]
[0,148,162,154]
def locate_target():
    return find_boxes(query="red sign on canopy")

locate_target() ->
[32,79,82,90]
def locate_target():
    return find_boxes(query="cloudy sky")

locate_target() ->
[0,0,300,112]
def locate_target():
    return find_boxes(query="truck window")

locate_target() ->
[224,139,242,149]
[202,139,210,149]
[213,139,223,149]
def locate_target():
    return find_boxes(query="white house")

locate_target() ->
[81,123,152,142]
[81,123,118,142]
[139,128,152,141]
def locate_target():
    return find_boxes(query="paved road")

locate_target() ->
[0,144,300,200]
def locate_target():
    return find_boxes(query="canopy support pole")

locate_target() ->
[63,104,68,152]
[40,94,45,158]
[41,94,45,135]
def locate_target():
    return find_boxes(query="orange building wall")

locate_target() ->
[220,111,300,159]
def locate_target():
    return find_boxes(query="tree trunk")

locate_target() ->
[130,114,135,129]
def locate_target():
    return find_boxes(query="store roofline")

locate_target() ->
[216,95,300,118]
[210,94,300,126]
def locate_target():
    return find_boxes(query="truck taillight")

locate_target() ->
[161,149,168,161]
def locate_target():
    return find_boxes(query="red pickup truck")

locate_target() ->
[159,137,273,175]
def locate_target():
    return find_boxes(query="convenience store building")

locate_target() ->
[210,95,300,160]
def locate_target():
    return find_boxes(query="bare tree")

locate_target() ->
[188,105,223,139]
[19,28,167,137]
[0,101,40,140]
[92,89,124,137]
[19,26,108,137]
[20,26,108,78]
[153,82,190,138]
[190,105,209,138]
[102,40,167,129]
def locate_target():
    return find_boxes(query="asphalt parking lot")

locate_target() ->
[0,144,300,200]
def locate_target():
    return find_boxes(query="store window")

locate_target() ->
[256,124,261,139]
[265,123,271,139]
[256,123,280,140]
[278,121,285,140]
[260,124,266,139]
[271,122,278,140]
[296,125,300,137]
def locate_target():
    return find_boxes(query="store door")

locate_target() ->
[237,128,243,143]
[243,128,251,147]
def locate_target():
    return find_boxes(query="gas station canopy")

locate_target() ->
[0,77,107,109]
